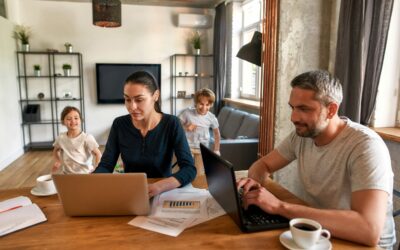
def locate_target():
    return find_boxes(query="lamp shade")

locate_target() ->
[236,31,262,66]
[93,0,121,28]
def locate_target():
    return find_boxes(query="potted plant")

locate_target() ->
[64,42,73,53]
[62,64,72,76]
[13,25,32,52]
[190,31,201,55]
[33,65,41,77]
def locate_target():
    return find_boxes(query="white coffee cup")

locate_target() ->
[290,218,331,248]
[35,174,57,195]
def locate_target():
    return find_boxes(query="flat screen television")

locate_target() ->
[96,63,161,104]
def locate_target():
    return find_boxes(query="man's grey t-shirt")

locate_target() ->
[276,117,395,248]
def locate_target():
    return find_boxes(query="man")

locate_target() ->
[238,70,395,248]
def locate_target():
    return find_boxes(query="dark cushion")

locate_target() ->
[217,106,234,129]
[220,109,247,139]
[236,114,259,139]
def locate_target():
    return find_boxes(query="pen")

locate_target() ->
[0,205,22,213]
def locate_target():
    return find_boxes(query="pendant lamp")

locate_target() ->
[236,31,262,66]
[93,0,121,28]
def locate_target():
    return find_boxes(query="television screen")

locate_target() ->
[96,63,161,104]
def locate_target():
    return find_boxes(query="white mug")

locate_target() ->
[35,174,56,195]
[290,218,331,248]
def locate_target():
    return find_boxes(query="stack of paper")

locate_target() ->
[0,196,47,236]
[129,185,226,237]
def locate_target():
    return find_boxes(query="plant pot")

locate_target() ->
[34,70,41,77]
[21,44,30,52]
[66,46,73,53]
[63,69,71,76]
[193,48,201,55]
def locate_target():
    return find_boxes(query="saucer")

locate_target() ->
[279,230,332,250]
[30,187,57,196]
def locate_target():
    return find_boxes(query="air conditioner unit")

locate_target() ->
[178,13,211,28]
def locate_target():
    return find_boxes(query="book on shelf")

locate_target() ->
[0,196,47,236]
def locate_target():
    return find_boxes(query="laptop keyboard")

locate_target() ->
[238,189,288,226]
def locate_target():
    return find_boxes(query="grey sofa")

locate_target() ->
[211,106,259,170]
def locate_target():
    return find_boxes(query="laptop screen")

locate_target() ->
[200,144,244,227]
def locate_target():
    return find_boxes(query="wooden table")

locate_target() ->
[0,176,376,249]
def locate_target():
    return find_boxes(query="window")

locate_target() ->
[239,0,263,100]
[372,0,400,128]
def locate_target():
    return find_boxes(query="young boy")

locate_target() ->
[179,88,221,154]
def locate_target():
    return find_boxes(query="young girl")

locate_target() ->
[179,88,221,154]
[52,106,102,174]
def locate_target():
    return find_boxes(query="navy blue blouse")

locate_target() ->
[94,114,196,186]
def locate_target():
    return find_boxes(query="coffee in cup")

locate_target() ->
[290,218,330,248]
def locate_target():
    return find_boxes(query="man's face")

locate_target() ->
[289,87,329,138]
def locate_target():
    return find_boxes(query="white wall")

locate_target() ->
[0,16,24,171]
[15,0,214,144]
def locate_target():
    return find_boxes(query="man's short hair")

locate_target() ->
[290,70,343,106]
[194,88,216,105]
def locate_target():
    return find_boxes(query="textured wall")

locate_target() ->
[273,0,334,196]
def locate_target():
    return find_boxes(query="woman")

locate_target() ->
[94,71,196,197]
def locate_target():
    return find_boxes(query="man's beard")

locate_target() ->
[294,112,329,138]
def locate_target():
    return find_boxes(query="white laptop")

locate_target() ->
[52,173,150,216]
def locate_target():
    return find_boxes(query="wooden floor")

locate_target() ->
[0,150,54,190]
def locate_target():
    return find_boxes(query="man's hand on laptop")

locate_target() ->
[237,178,282,214]
[241,186,282,214]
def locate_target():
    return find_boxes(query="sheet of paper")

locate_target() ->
[187,196,226,228]
[128,216,195,237]
[128,186,226,237]
[150,186,210,219]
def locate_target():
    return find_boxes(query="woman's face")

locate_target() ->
[123,82,159,121]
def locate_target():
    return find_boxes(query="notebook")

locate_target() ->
[0,196,47,236]
[53,173,150,216]
[200,144,289,232]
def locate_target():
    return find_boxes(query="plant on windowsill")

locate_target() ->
[13,25,32,52]
[33,65,41,77]
[62,64,71,76]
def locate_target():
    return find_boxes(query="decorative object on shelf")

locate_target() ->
[13,25,31,52]
[33,65,41,77]
[62,90,73,99]
[93,0,121,28]
[64,43,73,53]
[190,30,202,55]
[185,72,188,76]
[177,91,186,98]
[194,73,198,77]
[236,31,262,66]
[62,64,72,76]
[23,104,40,122]
[37,92,45,100]
[178,72,182,76]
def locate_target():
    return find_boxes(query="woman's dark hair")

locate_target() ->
[124,71,161,113]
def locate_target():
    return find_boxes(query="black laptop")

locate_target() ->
[200,144,288,232]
